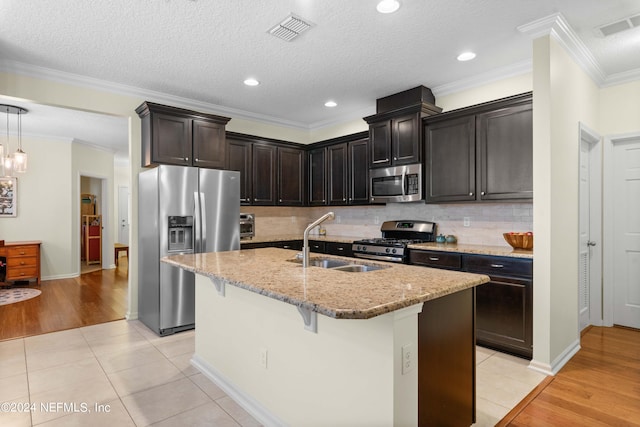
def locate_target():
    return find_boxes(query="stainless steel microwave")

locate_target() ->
[370,163,422,203]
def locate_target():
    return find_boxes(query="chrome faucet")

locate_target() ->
[302,212,335,268]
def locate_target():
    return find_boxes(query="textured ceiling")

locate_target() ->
[0,0,639,158]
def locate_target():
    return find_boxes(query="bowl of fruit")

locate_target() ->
[503,232,533,250]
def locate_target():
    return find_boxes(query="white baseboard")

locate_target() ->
[529,338,581,376]
[42,273,78,280]
[191,354,287,427]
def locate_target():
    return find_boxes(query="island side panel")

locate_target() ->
[418,287,476,426]
[193,274,420,426]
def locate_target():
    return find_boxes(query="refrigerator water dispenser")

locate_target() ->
[168,216,193,252]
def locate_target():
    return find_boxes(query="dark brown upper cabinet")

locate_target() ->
[136,102,230,169]
[277,146,305,206]
[226,137,252,205]
[424,92,533,203]
[347,137,369,204]
[327,143,348,205]
[226,132,306,206]
[252,143,277,205]
[307,132,370,206]
[308,147,327,206]
[364,86,442,169]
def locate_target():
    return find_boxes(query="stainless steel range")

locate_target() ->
[352,220,436,263]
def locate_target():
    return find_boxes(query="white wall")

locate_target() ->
[0,136,74,278]
[531,35,600,372]
[600,81,640,135]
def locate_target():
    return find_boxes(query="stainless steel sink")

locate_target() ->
[288,257,388,272]
[332,264,387,273]
[287,257,351,269]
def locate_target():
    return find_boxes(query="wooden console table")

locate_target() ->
[0,241,42,285]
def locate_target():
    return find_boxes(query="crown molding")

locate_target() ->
[72,138,117,154]
[602,67,640,87]
[431,59,532,98]
[517,13,607,86]
[0,59,312,131]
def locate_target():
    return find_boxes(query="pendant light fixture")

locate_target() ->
[1,104,28,176]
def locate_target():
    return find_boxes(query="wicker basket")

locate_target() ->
[503,232,533,250]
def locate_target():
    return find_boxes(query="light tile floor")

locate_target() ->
[0,319,546,426]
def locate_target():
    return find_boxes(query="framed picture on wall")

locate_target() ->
[0,177,17,217]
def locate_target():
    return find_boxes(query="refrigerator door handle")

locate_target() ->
[200,192,207,251]
[194,191,201,253]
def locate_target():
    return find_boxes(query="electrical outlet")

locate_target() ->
[401,343,414,375]
[463,217,471,227]
[374,216,380,225]
[259,348,268,369]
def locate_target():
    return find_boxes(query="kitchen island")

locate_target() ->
[163,248,489,426]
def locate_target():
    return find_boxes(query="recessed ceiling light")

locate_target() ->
[457,52,476,61]
[244,78,260,86]
[324,101,337,108]
[377,0,400,14]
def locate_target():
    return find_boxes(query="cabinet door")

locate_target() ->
[252,144,276,205]
[308,147,327,206]
[151,113,191,166]
[192,119,226,169]
[475,276,533,358]
[392,113,421,165]
[425,116,476,202]
[226,139,252,204]
[277,147,305,206]
[327,143,348,205]
[348,138,369,205]
[477,103,533,200]
[369,120,392,168]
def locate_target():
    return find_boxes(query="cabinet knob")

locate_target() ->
[393,157,397,161]
[185,157,189,161]
[279,199,283,202]
[322,199,326,202]
[343,198,346,201]
[195,158,199,161]
[337,247,344,251]
[469,192,473,196]
[481,191,486,196]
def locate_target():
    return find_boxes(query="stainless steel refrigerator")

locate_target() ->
[138,165,240,336]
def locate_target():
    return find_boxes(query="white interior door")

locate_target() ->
[612,138,640,329]
[579,140,591,331]
[118,186,129,245]
[578,124,602,331]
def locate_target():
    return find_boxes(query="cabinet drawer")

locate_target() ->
[7,246,38,257]
[308,241,326,253]
[409,250,462,270]
[6,266,38,280]
[325,241,353,257]
[7,256,37,268]
[463,255,532,277]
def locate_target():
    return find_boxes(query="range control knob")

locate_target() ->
[385,248,391,253]
[392,248,397,254]
[362,246,367,251]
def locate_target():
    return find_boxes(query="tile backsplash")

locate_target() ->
[247,202,533,248]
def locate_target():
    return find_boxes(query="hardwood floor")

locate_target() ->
[499,326,640,426]
[0,259,128,341]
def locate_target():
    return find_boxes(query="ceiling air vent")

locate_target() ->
[268,14,312,42]
[596,13,640,37]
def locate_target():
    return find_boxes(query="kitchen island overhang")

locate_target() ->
[163,248,489,427]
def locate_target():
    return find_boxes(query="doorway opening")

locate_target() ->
[80,175,106,274]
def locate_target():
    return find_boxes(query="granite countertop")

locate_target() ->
[163,248,489,320]
[408,242,534,259]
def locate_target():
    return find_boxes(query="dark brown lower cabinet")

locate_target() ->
[474,276,532,358]
[419,287,476,427]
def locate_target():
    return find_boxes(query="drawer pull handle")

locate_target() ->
[20,251,25,255]
[490,264,504,268]
[429,257,439,261]
[283,246,291,249]
[20,261,25,265]
[20,273,25,276]
[337,247,344,251]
